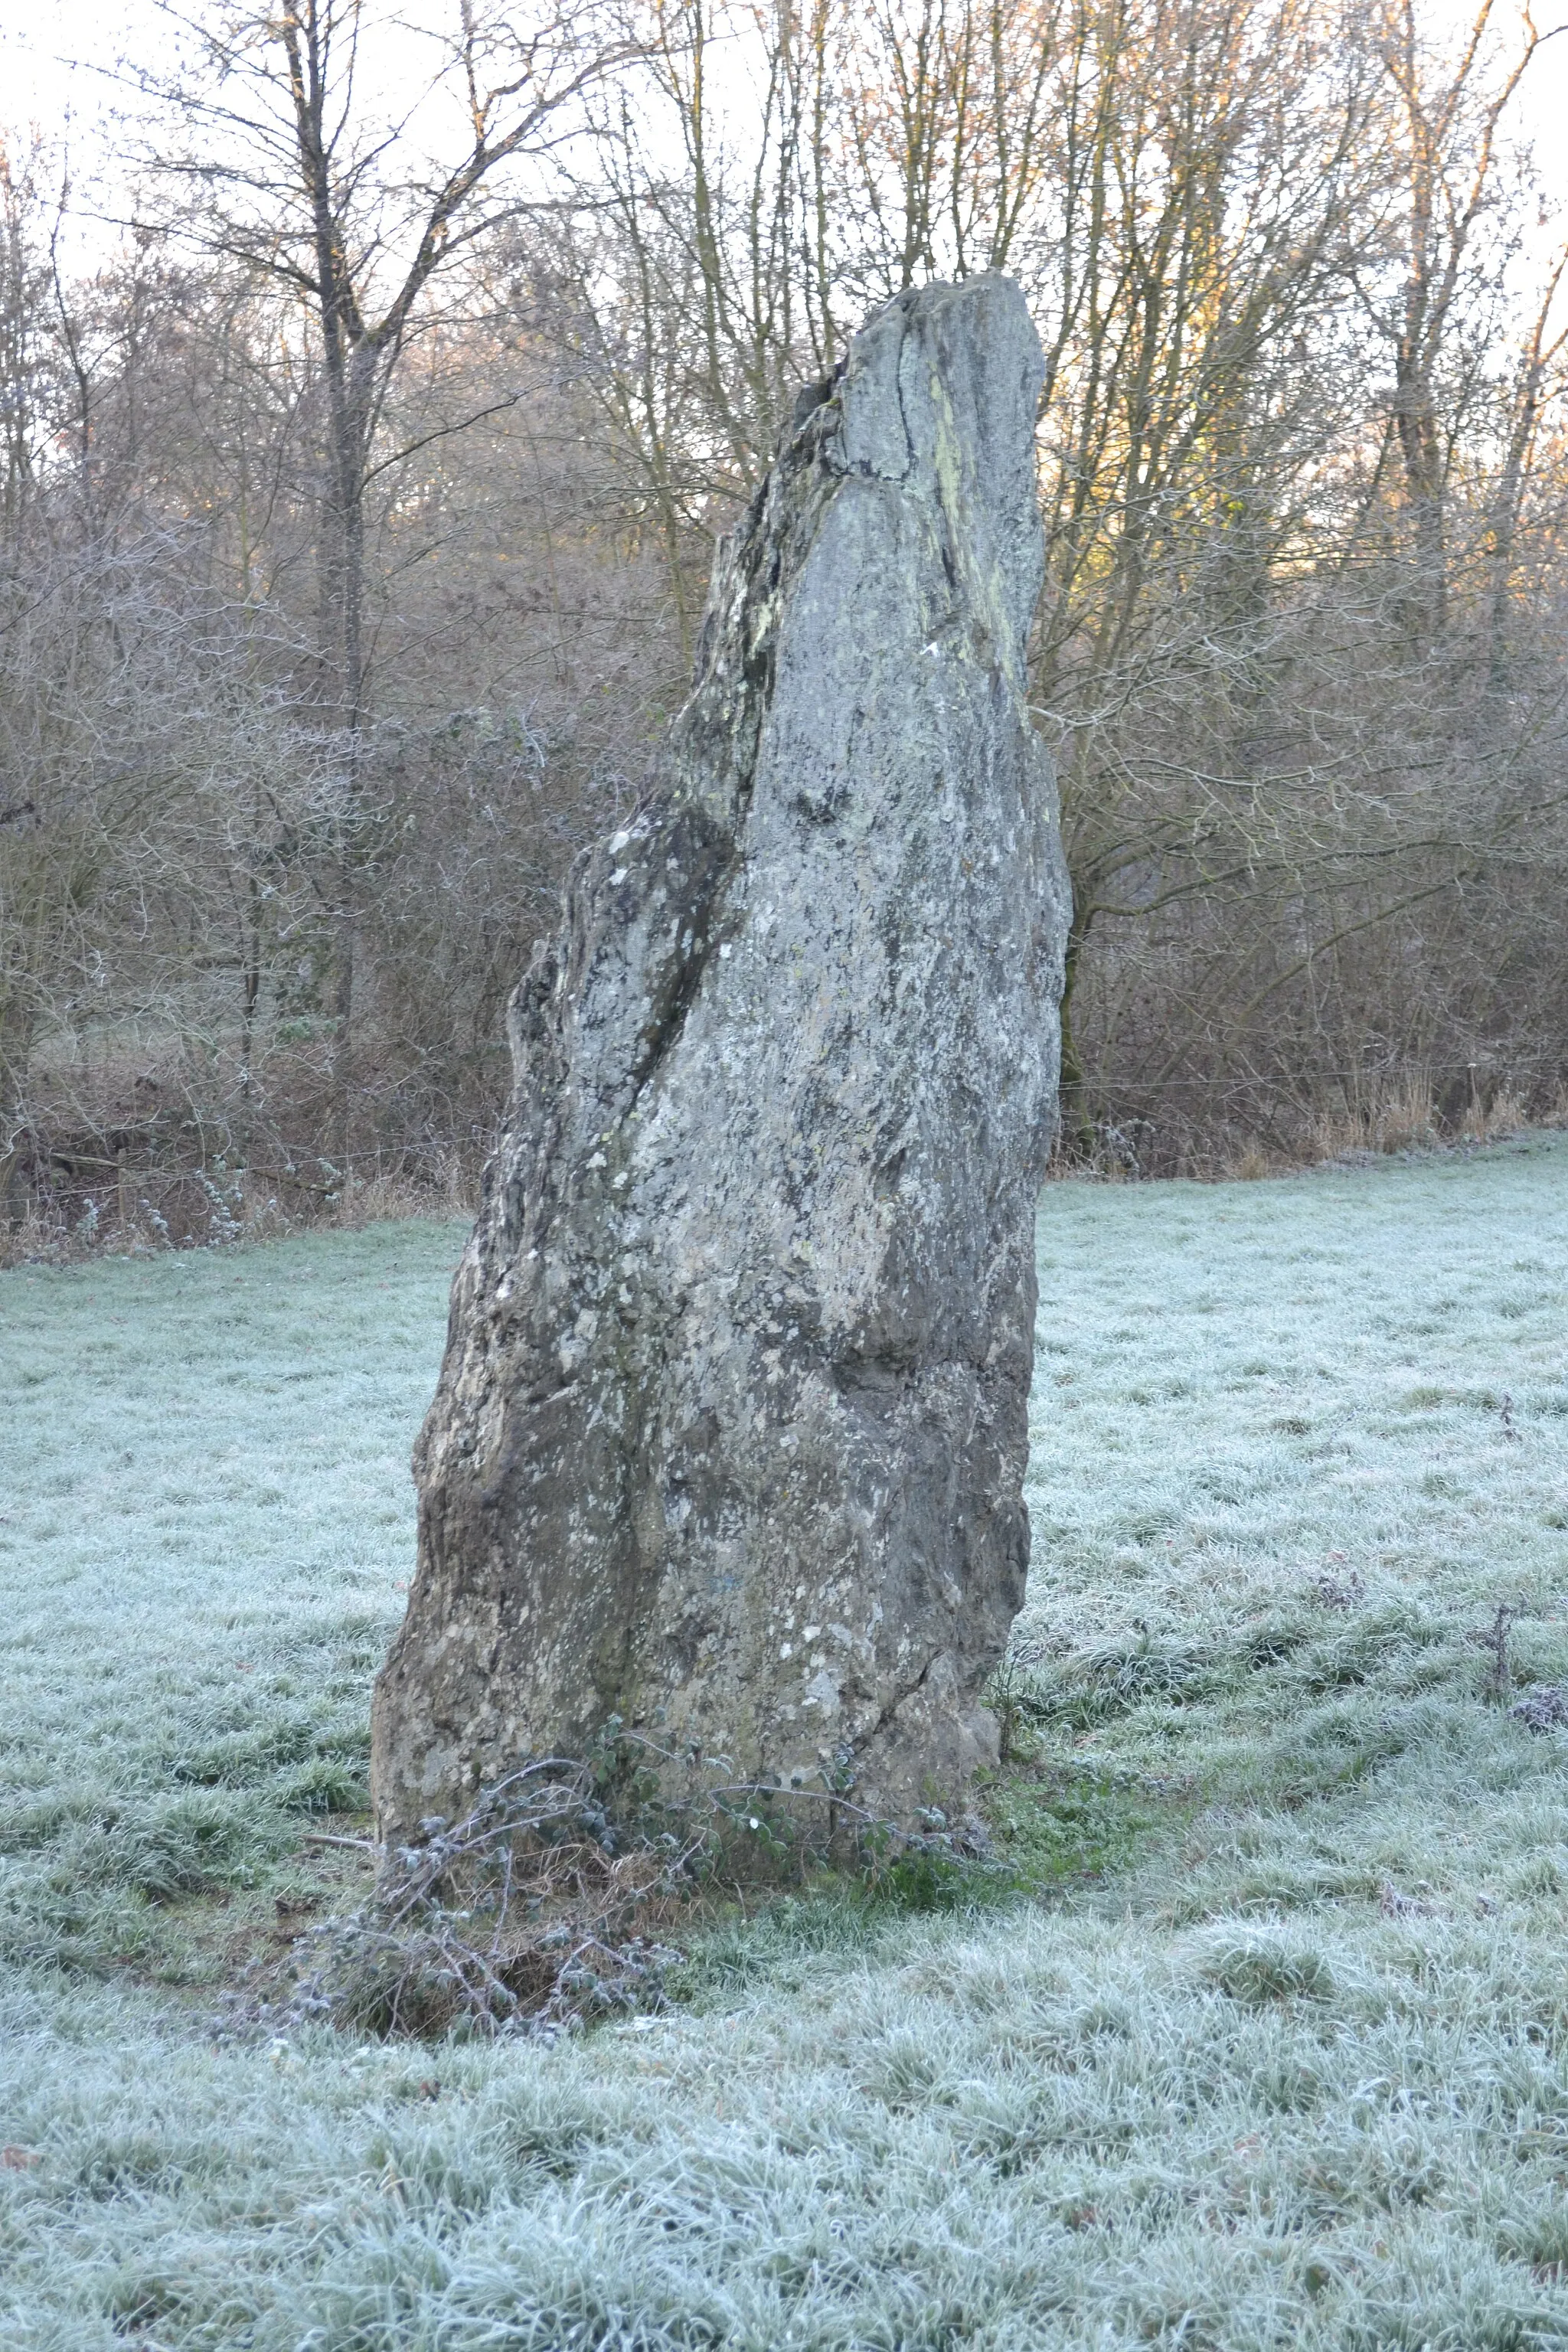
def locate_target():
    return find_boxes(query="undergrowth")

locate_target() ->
[233,1760,690,2043]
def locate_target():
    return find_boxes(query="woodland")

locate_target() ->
[2,0,1566,1245]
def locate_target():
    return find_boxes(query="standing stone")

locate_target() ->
[371,273,1070,1845]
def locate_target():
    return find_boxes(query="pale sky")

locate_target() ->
[3,2,153,142]
[1,2,522,267]
[3,0,1565,244]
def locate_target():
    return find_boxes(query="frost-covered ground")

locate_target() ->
[5,1140,1568,2350]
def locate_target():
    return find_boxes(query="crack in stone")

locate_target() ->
[371,274,1070,1844]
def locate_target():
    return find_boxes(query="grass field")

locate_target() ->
[5,1137,1568,2349]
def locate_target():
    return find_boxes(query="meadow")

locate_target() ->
[4,1136,1568,2349]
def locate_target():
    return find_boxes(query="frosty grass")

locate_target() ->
[5,1136,1568,2348]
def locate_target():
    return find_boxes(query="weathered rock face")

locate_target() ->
[371,272,1070,1844]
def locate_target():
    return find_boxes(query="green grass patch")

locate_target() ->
[985,1763,1187,1890]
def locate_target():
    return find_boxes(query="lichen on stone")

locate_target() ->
[371,273,1071,1844]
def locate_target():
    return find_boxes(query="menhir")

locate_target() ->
[371,273,1070,1844]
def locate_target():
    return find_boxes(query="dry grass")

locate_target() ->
[0,1154,478,1271]
[1046,1077,1553,1186]
[1214,1075,1550,1180]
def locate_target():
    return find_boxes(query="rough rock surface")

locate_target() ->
[371,273,1070,1844]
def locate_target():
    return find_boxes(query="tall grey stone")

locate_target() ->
[371,273,1070,1845]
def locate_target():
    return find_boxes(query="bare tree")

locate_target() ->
[145,0,632,1161]
[1361,0,1560,638]
[492,0,1568,1167]
[7,0,1568,1240]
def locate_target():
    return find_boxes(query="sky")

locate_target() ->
[3,2,157,155]
[3,0,1566,251]
[0,2,529,276]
